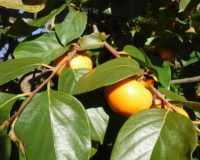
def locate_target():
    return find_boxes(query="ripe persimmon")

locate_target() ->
[53,52,93,76]
[105,78,153,116]
[157,47,174,61]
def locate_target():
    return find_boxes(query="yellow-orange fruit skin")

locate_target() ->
[105,78,153,116]
[53,52,92,76]
[69,53,93,70]
[174,106,189,118]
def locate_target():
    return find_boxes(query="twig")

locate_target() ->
[171,75,200,84]
[148,85,180,113]
[195,126,200,134]
[8,50,77,124]
[193,121,200,125]
[103,41,121,58]
[92,24,120,58]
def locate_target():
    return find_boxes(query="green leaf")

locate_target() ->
[0,130,11,159]
[153,66,171,89]
[78,33,104,50]
[74,57,143,94]
[123,45,146,64]
[159,87,200,111]
[0,0,45,13]
[58,68,89,95]
[23,3,67,27]
[181,51,200,67]
[15,90,91,160]
[111,109,197,160]
[0,58,42,86]
[179,0,191,12]
[14,32,69,64]
[178,101,200,111]
[159,87,186,101]
[55,7,87,45]
[0,93,19,128]
[87,107,109,144]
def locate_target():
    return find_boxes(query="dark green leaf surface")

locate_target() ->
[111,109,197,160]
[159,87,186,101]
[153,66,171,89]
[55,7,87,45]
[159,87,200,111]
[23,3,67,27]
[0,58,42,86]
[78,33,104,50]
[87,107,109,144]
[15,90,91,160]
[124,45,147,64]
[58,68,89,94]
[74,57,143,94]
[14,32,69,64]
[0,93,19,127]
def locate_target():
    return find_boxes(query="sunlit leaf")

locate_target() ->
[55,7,87,45]
[111,109,197,160]
[15,90,91,159]
[0,58,42,86]
[74,57,143,94]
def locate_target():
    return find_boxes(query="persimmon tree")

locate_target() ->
[0,0,200,159]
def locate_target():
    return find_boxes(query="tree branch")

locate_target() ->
[148,85,180,113]
[171,75,200,84]
[8,50,77,124]
[93,24,120,58]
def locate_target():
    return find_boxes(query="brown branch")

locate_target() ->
[8,50,77,124]
[171,75,200,84]
[103,41,121,58]
[148,85,180,113]
[93,24,120,58]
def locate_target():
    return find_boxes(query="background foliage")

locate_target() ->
[0,0,200,159]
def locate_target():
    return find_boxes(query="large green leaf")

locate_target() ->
[23,3,67,27]
[58,68,89,95]
[74,57,143,94]
[87,107,109,144]
[15,90,91,160]
[0,0,45,13]
[55,7,87,45]
[78,33,104,50]
[0,58,43,86]
[111,109,197,160]
[14,32,69,64]
[0,93,20,127]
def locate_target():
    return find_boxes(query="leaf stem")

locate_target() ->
[8,50,77,124]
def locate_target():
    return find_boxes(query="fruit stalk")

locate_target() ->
[8,50,77,124]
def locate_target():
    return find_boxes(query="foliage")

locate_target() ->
[0,0,200,159]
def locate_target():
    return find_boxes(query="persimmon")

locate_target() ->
[105,78,153,116]
[174,106,189,118]
[157,47,174,61]
[53,52,93,76]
